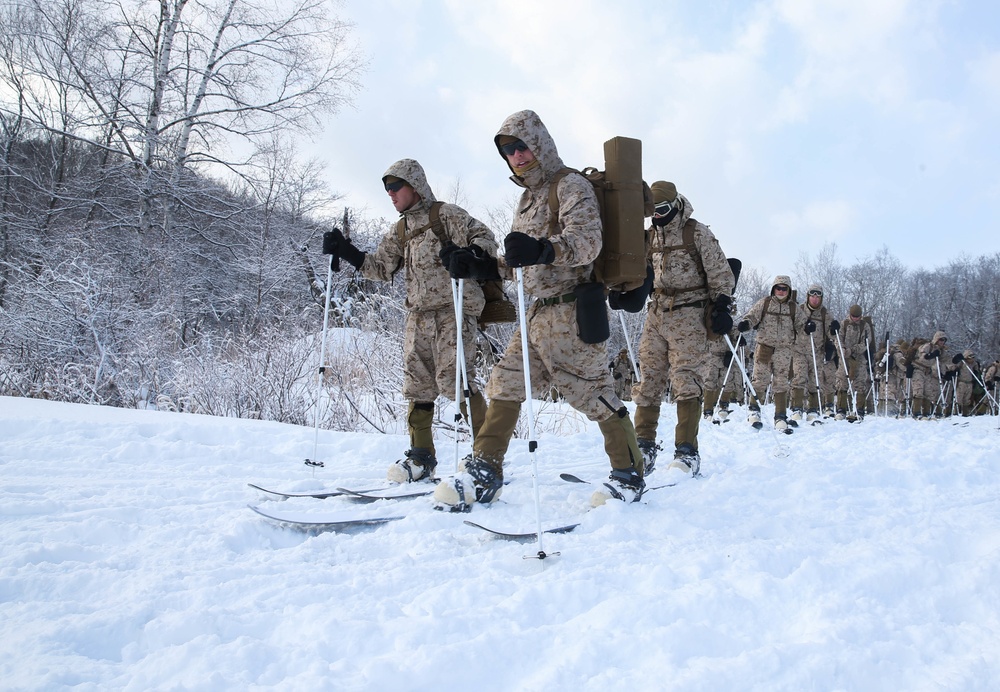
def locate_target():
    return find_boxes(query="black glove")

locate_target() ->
[613,371,622,380]
[824,341,836,362]
[710,295,734,335]
[441,244,500,280]
[723,350,733,367]
[504,232,555,267]
[327,228,365,270]
[952,353,964,364]
[735,335,746,348]
[944,369,956,381]
[925,349,941,360]
[994,376,1000,384]
[608,264,654,313]
[323,229,341,271]
[804,319,816,335]
[830,320,840,335]
[906,363,914,377]
[737,320,751,333]
[887,354,895,369]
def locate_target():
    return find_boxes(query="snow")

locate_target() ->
[3,394,1000,691]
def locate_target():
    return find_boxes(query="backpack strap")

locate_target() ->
[652,219,707,299]
[396,201,447,247]
[546,167,577,236]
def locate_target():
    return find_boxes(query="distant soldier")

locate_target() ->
[610,348,635,402]
[791,284,835,423]
[834,304,875,421]
[909,331,949,419]
[737,275,797,430]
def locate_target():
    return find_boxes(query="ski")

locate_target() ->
[247,483,371,500]
[335,486,435,502]
[559,472,679,490]
[248,504,405,530]
[463,519,579,540]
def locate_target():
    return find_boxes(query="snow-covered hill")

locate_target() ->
[3,395,1000,690]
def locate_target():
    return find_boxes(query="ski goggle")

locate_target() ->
[808,289,823,297]
[384,180,408,193]
[653,201,676,218]
[500,140,530,156]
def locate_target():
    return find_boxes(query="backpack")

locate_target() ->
[395,202,515,326]
[546,136,653,291]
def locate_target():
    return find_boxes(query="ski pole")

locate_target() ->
[964,360,999,411]
[618,311,640,383]
[451,278,474,473]
[834,331,857,417]
[865,337,877,417]
[514,268,548,560]
[308,241,336,469]
[809,333,822,412]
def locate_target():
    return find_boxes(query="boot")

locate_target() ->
[703,389,720,420]
[472,399,521,467]
[591,410,645,507]
[670,442,701,476]
[633,403,660,443]
[773,391,789,422]
[673,399,701,454]
[598,409,643,474]
[387,402,437,482]
[433,455,503,512]
[387,447,437,484]
[637,438,660,476]
[459,390,488,439]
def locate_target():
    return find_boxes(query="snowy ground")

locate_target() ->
[3,394,1000,691]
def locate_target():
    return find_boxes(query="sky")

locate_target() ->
[314,0,1000,278]
[4,390,1000,689]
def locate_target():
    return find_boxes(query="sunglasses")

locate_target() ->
[500,140,530,156]
[808,290,823,297]
[384,180,408,193]
[775,285,789,292]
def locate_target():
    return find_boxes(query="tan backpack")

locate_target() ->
[546,136,653,291]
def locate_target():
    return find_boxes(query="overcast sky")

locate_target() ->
[314,0,1000,279]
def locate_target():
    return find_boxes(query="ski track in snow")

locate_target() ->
[2,396,1000,690]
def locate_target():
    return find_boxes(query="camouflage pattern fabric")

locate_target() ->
[484,111,624,422]
[740,282,797,397]
[361,159,498,403]
[645,203,733,304]
[633,299,709,405]
[835,314,875,399]
[634,200,732,406]
[492,110,602,298]
[486,302,622,421]
[403,310,481,403]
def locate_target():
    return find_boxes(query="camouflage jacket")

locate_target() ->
[361,159,498,313]
[793,301,831,355]
[493,110,601,299]
[740,294,796,348]
[839,316,875,361]
[645,200,733,307]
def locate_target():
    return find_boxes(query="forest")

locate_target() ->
[3,0,999,435]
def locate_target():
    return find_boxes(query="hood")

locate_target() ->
[932,331,948,345]
[806,283,824,308]
[771,275,792,297]
[494,110,566,185]
[382,159,436,210]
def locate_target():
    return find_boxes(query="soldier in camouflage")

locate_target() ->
[834,304,875,420]
[791,284,836,422]
[737,275,797,430]
[631,182,734,475]
[434,109,646,509]
[909,331,949,419]
[325,159,498,483]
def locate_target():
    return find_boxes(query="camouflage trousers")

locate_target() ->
[792,347,838,402]
[750,341,794,397]
[909,365,941,401]
[632,300,708,405]
[835,356,872,400]
[403,307,480,403]
[485,301,623,421]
